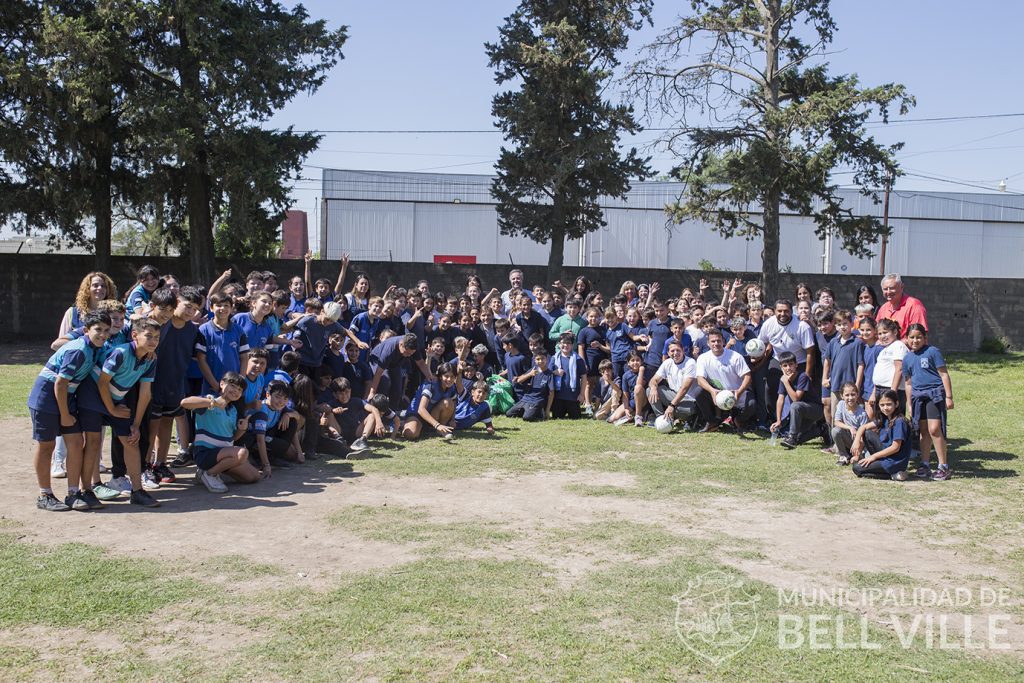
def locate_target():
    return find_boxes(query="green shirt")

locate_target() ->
[549,314,586,342]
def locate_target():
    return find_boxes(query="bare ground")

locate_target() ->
[2,416,1022,655]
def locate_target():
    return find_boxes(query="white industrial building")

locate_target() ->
[319,169,1024,278]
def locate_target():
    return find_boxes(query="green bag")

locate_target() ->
[486,375,515,414]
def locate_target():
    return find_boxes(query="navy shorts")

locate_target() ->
[193,445,223,470]
[30,408,83,442]
[150,403,184,419]
[78,407,133,437]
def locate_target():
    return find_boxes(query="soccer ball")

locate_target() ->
[715,390,736,411]
[745,338,766,358]
[654,414,674,433]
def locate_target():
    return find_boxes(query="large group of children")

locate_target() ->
[27,255,955,512]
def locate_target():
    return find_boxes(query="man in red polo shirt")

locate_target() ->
[877,274,928,336]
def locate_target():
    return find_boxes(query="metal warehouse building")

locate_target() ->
[318,169,1024,278]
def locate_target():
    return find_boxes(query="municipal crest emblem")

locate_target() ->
[673,570,760,665]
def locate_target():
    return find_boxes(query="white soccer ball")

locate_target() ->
[715,390,736,411]
[745,338,766,358]
[654,414,674,433]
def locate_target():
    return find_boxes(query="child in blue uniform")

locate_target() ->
[403,362,460,440]
[850,389,911,481]
[76,317,163,508]
[902,324,954,481]
[181,372,261,493]
[28,312,111,511]
[454,380,495,434]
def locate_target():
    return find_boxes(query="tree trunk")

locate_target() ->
[176,19,216,284]
[90,91,114,273]
[185,152,216,284]
[546,202,566,285]
[92,148,112,273]
[761,187,781,303]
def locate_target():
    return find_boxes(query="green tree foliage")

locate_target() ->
[487,0,652,282]
[626,0,913,299]
[0,0,149,270]
[0,1,345,282]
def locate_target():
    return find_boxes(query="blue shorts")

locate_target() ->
[78,407,133,437]
[30,408,83,442]
[193,445,223,470]
[149,403,184,419]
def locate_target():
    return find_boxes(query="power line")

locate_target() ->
[289,112,1024,134]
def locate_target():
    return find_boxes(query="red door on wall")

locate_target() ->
[433,255,477,264]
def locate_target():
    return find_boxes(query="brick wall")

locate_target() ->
[2,254,1019,351]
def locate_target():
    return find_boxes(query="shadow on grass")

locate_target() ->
[947,437,1018,478]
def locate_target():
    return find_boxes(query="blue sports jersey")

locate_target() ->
[577,325,607,371]
[520,369,555,406]
[243,373,267,405]
[606,323,633,362]
[409,380,456,415]
[232,312,274,351]
[26,337,101,414]
[644,317,675,367]
[825,335,865,391]
[661,333,693,360]
[292,315,330,368]
[248,402,282,435]
[125,283,150,314]
[198,320,250,393]
[902,345,946,393]
[454,396,492,429]
[194,403,239,450]
[349,312,383,362]
[78,341,157,412]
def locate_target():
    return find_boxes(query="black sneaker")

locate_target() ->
[80,489,105,510]
[129,489,161,508]
[169,451,193,468]
[155,463,177,484]
[64,491,90,511]
[37,493,70,512]
[780,435,797,450]
[269,458,293,469]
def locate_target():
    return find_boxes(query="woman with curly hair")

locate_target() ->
[59,271,118,337]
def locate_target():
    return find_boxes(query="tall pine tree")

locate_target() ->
[487,0,652,282]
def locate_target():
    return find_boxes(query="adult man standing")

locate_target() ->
[500,269,535,313]
[876,273,928,336]
[757,299,817,420]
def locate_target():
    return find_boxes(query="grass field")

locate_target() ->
[1,352,1022,681]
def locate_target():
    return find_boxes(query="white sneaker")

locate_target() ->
[141,469,161,491]
[200,470,228,493]
[107,475,132,493]
[613,416,631,426]
[50,458,67,479]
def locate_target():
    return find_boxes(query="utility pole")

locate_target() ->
[879,172,892,276]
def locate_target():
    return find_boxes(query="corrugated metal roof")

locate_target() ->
[322,168,1024,223]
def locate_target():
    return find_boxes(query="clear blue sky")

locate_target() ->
[270,1,1024,220]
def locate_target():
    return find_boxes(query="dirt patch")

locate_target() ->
[2,416,1022,650]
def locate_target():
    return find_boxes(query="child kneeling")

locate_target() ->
[181,373,262,493]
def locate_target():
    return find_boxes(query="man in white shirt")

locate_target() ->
[646,340,698,421]
[695,329,754,433]
[757,298,816,422]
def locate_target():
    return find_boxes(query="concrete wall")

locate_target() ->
[2,253,1020,352]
